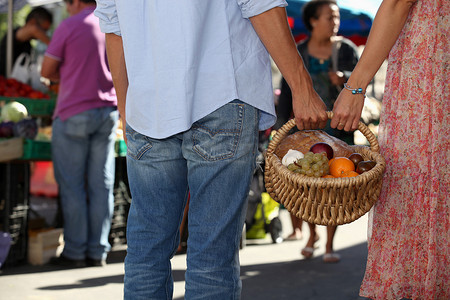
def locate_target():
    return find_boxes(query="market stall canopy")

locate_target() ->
[286,0,374,46]
[0,0,60,13]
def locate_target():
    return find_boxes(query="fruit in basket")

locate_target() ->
[341,170,359,177]
[287,151,329,177]
[0,121,15,138]
[329,157,355,177]
[322,174,335,178]
[275,130,353,160]
[1,101,28,122]
[282,149,304,166]
[13,118,38,139]
[348,153,364,167]
[309,142,334,160]
[356,160,376,174]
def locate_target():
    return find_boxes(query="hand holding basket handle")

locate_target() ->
[264,112,386,226]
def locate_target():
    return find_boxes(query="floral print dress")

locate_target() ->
[359,1,449,299]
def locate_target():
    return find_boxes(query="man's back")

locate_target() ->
[46,6,116,121]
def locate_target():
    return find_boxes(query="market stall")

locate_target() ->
[0,77,129,267]
[0,77,54,266]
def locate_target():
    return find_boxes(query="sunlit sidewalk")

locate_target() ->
[0,209,369,300]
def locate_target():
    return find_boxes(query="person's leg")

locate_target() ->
[323,225,340,263]
[287,215,303,240]
[301,222,319,258]
[124,126,189,300]
[183,100,259,300]
[325,225,337,253]
[51,115,90,260]
[86,107,118,261]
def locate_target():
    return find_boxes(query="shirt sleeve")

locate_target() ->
[236,0,288,19]
[45,22,68,61]
[94,0,121,36]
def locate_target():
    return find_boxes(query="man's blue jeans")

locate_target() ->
[124,101,259,299]
[52,106,118,260]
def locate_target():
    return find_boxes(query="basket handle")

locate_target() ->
[266,111,380,154]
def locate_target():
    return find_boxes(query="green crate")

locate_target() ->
[21,139,52,161]
[0,96,56,117]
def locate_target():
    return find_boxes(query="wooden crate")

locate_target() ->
[0,138,23,162]
[0,138,52,162]
[28,228,64,265]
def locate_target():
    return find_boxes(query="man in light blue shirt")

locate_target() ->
[95,1,327,298]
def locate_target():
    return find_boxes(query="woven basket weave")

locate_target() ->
[264,112,386,226]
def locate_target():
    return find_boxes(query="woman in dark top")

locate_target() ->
[277,0,359,263]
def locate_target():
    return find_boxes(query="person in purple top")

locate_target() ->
[41,0,118,268]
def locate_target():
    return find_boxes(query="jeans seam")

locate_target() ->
[127,143,152,161]
[126,126,153,160]
[191,103,244,162]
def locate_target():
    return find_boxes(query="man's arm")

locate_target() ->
[249,7,327,130]
[16,23,51,45]
[41,56,60,82]
[105,33,128,142]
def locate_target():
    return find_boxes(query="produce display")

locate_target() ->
[0,101,38,139]
[0,93,52,162]
[0,76,50,99]
[278,130,376,178]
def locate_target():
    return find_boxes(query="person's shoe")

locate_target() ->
[50,255,86,268]
[86,257,107,267]
[301,247,315,259]
[323,252,341,263]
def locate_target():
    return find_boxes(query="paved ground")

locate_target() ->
[0,209,370,300]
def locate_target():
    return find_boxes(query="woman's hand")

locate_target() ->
[330,89,365,131]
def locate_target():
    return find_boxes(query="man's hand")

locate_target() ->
[292,86,328,130]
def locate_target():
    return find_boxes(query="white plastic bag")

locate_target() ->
[10,52,31,84]
[30,55,48,92]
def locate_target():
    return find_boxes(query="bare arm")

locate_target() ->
[249,7,327,130]
[41,56,60,82]
[16,24,51,45]
[105,33,128,142]
[331,0,417,131]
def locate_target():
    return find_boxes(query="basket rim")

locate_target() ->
[267,111,380,157]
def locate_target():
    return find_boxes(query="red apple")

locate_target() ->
[309,142,334,160]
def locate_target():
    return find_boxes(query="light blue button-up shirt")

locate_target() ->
[95,0,287,139]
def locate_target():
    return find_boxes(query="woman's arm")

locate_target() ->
[249,7,328,130]
[105,33,128,142]
[331,0,417,131]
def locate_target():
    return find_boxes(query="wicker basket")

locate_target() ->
[264,112,386,226]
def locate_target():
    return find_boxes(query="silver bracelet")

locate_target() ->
[343,83,365,96]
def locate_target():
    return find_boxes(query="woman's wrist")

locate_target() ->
[343,82,366,96]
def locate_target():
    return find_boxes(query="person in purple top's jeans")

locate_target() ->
[41,0,118,268]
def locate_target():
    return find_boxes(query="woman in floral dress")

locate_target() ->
[330,0,449,299]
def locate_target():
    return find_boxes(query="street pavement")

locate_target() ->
[0,209,370,300]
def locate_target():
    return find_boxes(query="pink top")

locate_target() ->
[46,7,116,121]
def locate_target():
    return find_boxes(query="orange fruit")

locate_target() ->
[341,170,359,177]
[328,158,335,167]
[322,174,335,178]
[329,157,355,177]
